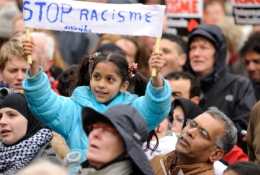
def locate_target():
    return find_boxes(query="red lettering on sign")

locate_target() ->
[167,0,198,14]
[235,0,260,3]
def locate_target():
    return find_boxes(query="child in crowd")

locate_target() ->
[21,37,172,161]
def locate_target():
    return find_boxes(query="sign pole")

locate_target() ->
[26,28,32,64]
[151,37,161,77]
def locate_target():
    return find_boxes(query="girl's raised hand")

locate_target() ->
[148,50,164,87]
[22,37,41,76]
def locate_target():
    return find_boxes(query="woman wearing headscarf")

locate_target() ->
[77,104,155,175]
[0,94,61,175]
[143,98,203,159]
[169,98,203,134]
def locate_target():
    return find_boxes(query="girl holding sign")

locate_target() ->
[21,37,171,161]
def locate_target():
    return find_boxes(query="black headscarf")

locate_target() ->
[0,94,46,145]
[168,98,203,129]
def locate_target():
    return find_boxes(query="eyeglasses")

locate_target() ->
[86,123,117,137]
[186,119,222,149]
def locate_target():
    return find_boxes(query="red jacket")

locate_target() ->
[223,145,248,164]
[46,71,59,94]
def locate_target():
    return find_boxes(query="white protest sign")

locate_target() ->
[232,0,260,25]
[23,0,165,37]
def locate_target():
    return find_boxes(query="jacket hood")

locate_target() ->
[82,105,155,175]
[187,24,227,86]
[168,98,203,129]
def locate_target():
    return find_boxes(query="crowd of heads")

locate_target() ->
[1,0,260,174]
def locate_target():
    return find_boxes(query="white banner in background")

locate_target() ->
[232,0,260,25]
[23,0,165,37]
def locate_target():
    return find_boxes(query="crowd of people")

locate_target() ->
[1,0,260,174]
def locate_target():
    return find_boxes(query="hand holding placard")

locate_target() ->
[151,37,161,77]
[23,1,166,76]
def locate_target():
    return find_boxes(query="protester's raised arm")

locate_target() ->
[22,37,41,76]
[149,50,164,87]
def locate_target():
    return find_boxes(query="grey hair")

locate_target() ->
[205,107,237,154]
[30,32,55,60]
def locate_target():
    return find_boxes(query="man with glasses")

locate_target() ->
[150,107,237,175]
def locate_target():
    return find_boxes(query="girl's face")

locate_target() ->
[0,107,28,145]
[171,105,185,133]
[90,61,129,104]
[87,122,125,169]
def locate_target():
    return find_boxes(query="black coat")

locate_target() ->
[187,24,257,153]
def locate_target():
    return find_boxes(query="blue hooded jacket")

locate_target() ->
[22,68,172,161]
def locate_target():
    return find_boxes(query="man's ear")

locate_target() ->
[209,149,224,163]
[179,53,187,67]
[190,96,200,105]
[47,59,54,70]
[120,81,129,92]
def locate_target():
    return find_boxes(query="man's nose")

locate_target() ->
[186,127,199,138]
[247,61,256,71]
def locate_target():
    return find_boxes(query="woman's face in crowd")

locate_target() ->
[115,38,137,64]
[171,105,185,133]
[0,55,29,90]
[155,118,169,139]
[0,107,28,145]
[87,121,125,169]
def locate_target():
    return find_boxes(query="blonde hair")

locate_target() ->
[217,17,242,49]
[0,38,23,71]
[16,160,69,175]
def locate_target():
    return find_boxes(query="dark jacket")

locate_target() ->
[187,24,256,153]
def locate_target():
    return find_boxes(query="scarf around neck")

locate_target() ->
[78,160,134,175]
[0,128,52,175]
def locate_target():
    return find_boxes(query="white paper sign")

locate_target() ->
[23,0,165,37]
[232,0,260,25]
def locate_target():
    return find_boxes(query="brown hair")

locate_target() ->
[90,34,122,54]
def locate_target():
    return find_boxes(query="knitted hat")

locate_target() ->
[0,3,20,38]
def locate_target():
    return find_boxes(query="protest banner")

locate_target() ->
[232,0,260,25]
[23,0,165,37]
[165,0,203,36]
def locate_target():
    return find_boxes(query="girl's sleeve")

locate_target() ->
[132,77,172,131]
[22,67,80,138]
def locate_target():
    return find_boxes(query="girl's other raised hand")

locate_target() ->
[148,50,164,87]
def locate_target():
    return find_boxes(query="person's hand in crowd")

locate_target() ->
[148,48,164,87]
[22,37,41,76]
